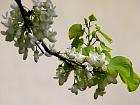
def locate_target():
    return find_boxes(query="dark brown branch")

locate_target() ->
[15,0,31,33]
[40,40,86,68]
[35,42,44,54]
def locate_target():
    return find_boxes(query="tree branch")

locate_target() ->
[15,0,31,33]
[40,40,86,68]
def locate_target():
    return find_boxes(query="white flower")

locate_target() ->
[68,84,78,95]
[94,53,108,68]
[1,19,10,27]
[2,11,8,19]
[86,63,93,71]
[40,11,47,22]
[86,53,99,65]
[32,0,41,6]
[46,0,53,8]
[99,53,108,65]
[75,53,86,63]
[45,0,57,17]
[46,17,54,24]
[41,23,50,31]
[10,3,18,9]
[66,47,76,59]
[86,53,108,71]
[29,34,38,46]
[48,8,58,17]
[45,30,57,43]
[49,44,57,53]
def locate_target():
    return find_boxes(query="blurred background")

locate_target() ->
[0,0,140,105]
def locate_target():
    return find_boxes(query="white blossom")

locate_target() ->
[85,53,108,71]
[94,53,108,68]
[86,53,99,65]
[10,3,18,9]
[66,47,76,59]
[40,11,47,22]
[46,0,53,8]
[46,17,54,24]
[99,53,108,65]
[29,35,38,46]
[75,52,86,63]
[45,30,57,43]
[1,19,10,27]
[32,0,41,6]
[49,43,57,53]
[2,11,8,19]
[86,63,93,71]
[48,7,58,17]
[68,84,78,95]
[41,23,50,31]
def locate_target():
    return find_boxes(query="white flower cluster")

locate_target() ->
[1,0,57,61]
[1,3,21,37]
[31,0,57,43]
[65,47,108,72]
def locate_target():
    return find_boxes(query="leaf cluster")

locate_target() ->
[54,14,140,99]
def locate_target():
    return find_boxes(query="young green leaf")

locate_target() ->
[99,31,112,43]
[108,56,140,92]
[71,38,84,49]
[95,47,101,54]
[89,14,97,21]
[84,18,88,27]
[92,31,97,38]
[82,45,95,56]
[69,24,84,40]
[100,41,112,52]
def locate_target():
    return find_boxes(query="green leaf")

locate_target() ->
[84,18,88,27]
[95,47,101,54]
[71,38,83,49]
[82,45,95,56]
[89,14,97,21]
[100,41,112,52]
[69,24,84,40]
[92,31,97,38]
[107,56,140,92]
[99,31,112,43]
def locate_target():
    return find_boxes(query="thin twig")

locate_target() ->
[40,40,86,68]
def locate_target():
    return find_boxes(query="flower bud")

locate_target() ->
[10,3,18,9]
